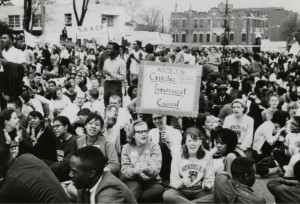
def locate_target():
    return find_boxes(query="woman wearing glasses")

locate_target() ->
[121,120,165,203]
[50,116,77,182]
[76,113,120,174]
[163,126,214,203]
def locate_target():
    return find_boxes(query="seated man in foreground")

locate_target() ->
[214,157,266,203]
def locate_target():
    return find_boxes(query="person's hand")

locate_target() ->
[15,125,23,142]
[142,166,152,175]
[103,167,111,172]
[3,129,11,145]
[133,167,143,176]
[140,172,151,181]
[182,177,192,187]
[103,69,112,77]
[278,135,285,142]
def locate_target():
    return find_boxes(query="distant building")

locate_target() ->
[0,2,126,44]
[170,2,294,46]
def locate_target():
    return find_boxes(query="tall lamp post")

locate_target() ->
[222,0,230,49]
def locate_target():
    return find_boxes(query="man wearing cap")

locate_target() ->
[223,99,254,152]
[212,84,231,107]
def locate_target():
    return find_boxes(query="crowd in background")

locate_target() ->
[1,30,300,203]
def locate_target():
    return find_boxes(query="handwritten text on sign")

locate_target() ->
[136,62,201,117]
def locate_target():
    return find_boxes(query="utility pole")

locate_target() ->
[223,0,229,49]
[162,15,164,33]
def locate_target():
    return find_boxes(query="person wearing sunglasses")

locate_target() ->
[121,120,165,203]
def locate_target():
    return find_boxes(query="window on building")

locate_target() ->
[182,19,186,28]
[216,35,221,43]
[102,15,114,27]
[32,14,42,27]
[8,15,20,27]
[182,33,186,42]
[65,13,72,26]
[194,19,198,28]
[193,33,197,42]
[200,19,204,28]
[199,34,203,42]
[207,19,211,28]
[242,33,247,42]
[172,34,175,42]
[230,33,234,41]
[206,33,210,42]
[175,33,179,42]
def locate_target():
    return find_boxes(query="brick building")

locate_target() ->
[170,2,293,46]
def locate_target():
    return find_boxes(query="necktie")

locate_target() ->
[84,189,91,204]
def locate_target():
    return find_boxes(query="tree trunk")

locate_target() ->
[23,0,32,32]
[73,0,89,26]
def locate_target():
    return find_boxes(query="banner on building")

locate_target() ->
[24,31,60,47]
[136,61,202,117]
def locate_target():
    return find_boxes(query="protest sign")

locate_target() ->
[136,61,202,117]
[289,41,300,55]
[77,24,108,38]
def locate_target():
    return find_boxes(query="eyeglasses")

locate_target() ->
[53,124,63,129]
[135,130,149,134]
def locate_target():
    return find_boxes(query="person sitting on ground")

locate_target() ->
[212,128,245,175]
[214,157,266,203]
[163,126,214,203]
[267,160,300,204]
[69,146,137,204]
[261,94,279,121]
[121,120,165,203]
[0,137,69,203]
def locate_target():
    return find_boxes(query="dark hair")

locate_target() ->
[182,126,205,160]
[71,146,107,175]
[213,128,238,156]
[135,40,142,48]
[53,116,76,135]
[7,98,23,111]
[253,53,261,61]
[294,160,300,181]
[77,108,91,117]
[64,81,73,90]
[34,72,42,77]
[2,31,14,41]
[88,88,99,100]
[0,109,15,128]
[230,81,240,90]
[196,113,211,131]
[51,87,62,100]
[85,113,104,130]
[271,110,290,127]
[145,43,154,53]
[48,80,56,86]
[231,157,255,180]
[28,111,45,129]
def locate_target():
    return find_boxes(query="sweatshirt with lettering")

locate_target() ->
[223,114,254,151]
[170,150,214,190]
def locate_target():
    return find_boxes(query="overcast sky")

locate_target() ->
[10,0,300,13]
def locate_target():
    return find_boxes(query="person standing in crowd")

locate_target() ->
[163,126,214,203]
[223,99,254,152]
[148,114,182,184]
[0,138,69,203]
[103,43,126,106]
[121,120,165,203]
[128,40,145,84]
[76,113,120,175]
[267,160,300,203]
[50,116,77,182]
[214,157,265,203]
[70,146,137,204]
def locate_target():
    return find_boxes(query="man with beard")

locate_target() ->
[214,157,265,203]
[102,43,126,107]
[103,105,125,156]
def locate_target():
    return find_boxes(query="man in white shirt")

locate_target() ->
[1,32,26,71]
[148,114,182,183]
[82,88,105,117]
[128,40,145,84]
[60,92,86,124]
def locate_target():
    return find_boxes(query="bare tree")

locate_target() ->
[73,0,90,26]
[23,0,32,32]
[279,12,300,42]
[138,7,162,32]
[0,0,9,6]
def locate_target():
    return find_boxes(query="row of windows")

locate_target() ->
[65,14,114,27]
[173,33,250,43]
[8,15,41,28]
[173,19,212,28]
